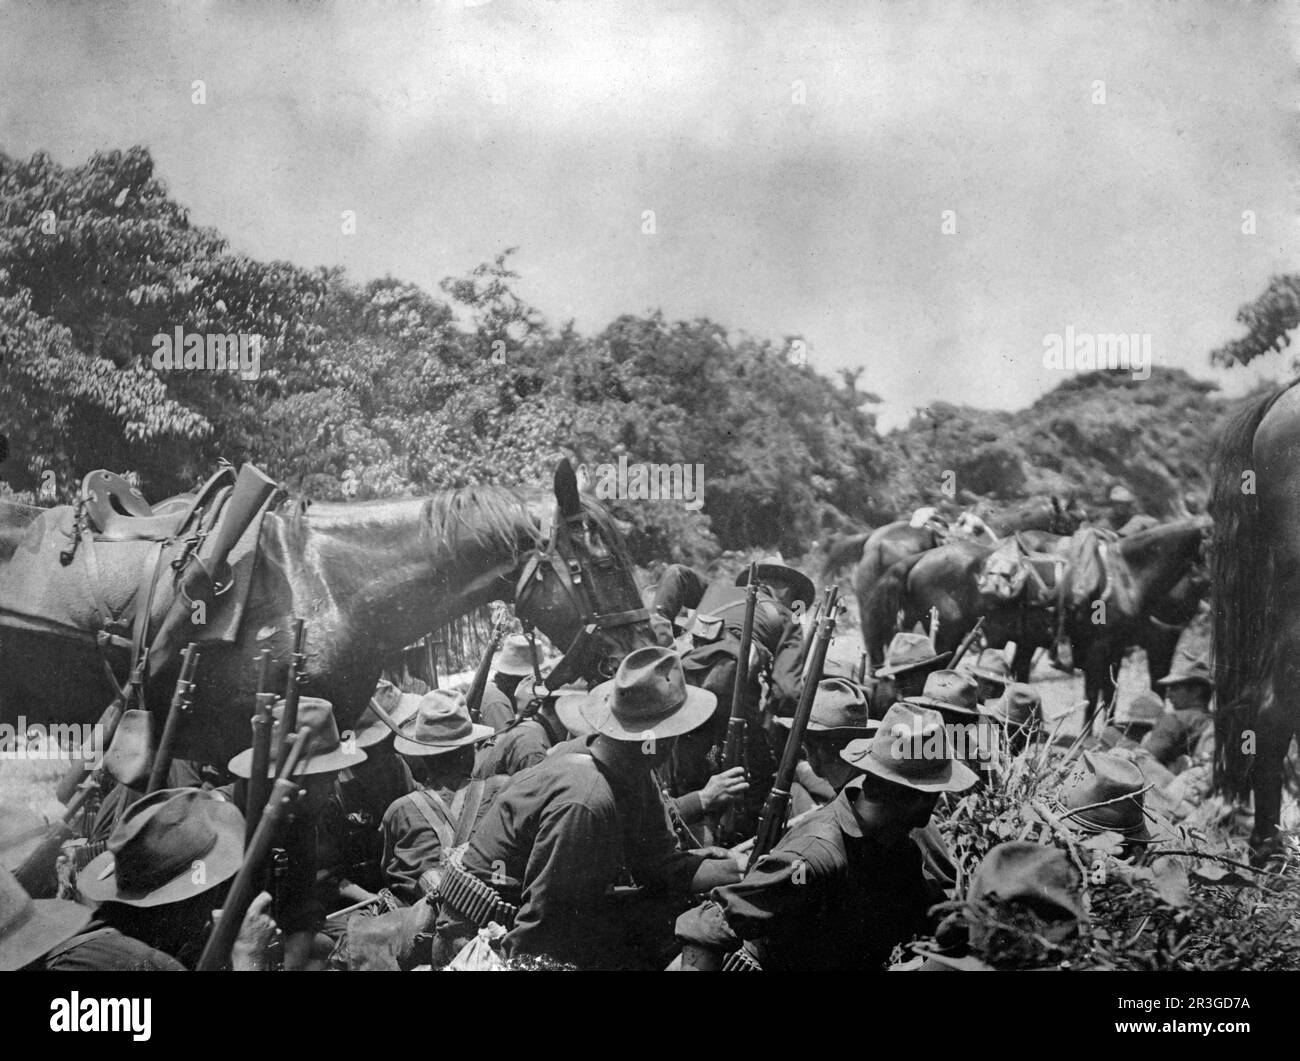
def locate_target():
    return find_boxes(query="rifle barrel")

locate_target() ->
[197,728,311,972]
[147,643,201,794]
[751,588,839,863]
[245,649,275,846]
[274,618,306,774]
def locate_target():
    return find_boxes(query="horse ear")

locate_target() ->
[553,459,582,519]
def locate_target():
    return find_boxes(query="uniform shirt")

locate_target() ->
[675,782,935,971]
[40,920,186,972]
[1141,708,1213,769]
[461,735,705,968]
[479,683,517,733]
[380,782,471,905]
[473,717,561,779]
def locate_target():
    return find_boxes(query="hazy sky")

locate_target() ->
[1,0,1296,429]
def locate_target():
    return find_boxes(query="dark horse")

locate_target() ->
[842,496,1084,627]
[0,460,655,764]
[1210,381,1300,854]
[863,520,1208,729]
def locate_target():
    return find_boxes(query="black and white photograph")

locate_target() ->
[0,0,1295,1029]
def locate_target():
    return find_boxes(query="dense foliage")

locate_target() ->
[1,146,1293,567]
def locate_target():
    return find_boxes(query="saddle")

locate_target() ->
[975,537,1061,607]
[79,470,222,544]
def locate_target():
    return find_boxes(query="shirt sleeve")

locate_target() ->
[626,779,705,893]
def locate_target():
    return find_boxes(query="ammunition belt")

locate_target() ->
[437,847,518,931]
[721,947,762,972]
[68,839,108,871]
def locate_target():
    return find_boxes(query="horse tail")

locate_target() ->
[862,551,925,666]
[1210,385,1287,800]
[820,531,872,582]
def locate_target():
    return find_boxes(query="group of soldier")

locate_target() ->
[0,539,1218,973]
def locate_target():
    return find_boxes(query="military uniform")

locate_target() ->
[1141,708,1213,769]
[39,919,187,972]
[676,782,938,971]
[455,734,708,969]
[473,715,567,779]
[478,682,518,733]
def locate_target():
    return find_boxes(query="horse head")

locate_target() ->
[511,459,657,686]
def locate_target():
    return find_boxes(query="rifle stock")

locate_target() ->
[196,728,312,972]
[146,642,201,794]
[715,562,759,843]
[750,587,839,864]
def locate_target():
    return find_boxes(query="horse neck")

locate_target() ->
[286,491,541,661]
[1116,525,1202,607]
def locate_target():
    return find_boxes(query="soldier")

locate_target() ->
[1097,690,1164,753]
[782,677,876,816]
[478,634,548,732]
[675,701,976,971]
[871,632,952,716]
[1140,658,1214,772]
[965,647,1013,705]
[436,647,742,969]
[316,681,421,900]
[44,788,259,971]
[228,696,368,970]
[473,678,578,779]
[977,682,1042,758]
[916,842,1086,971]
[381,691,496,904]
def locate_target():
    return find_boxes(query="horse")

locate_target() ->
[1210,381,1300,855]
[863,520,1209,729]
[0,459,656,766]
[845,495,1084,628]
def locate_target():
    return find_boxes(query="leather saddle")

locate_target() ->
[80,467,235,543]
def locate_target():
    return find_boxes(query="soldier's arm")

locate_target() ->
[652,565,707,623]
[1139,714,1185,768]
[380,802,443,906]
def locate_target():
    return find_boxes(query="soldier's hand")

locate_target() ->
[699,767,749,812]
[229,891,278,972]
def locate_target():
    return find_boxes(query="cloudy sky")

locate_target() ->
[1,0,1296,428]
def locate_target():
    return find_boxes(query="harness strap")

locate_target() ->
[403,788,465,856]
[453,779,487,848]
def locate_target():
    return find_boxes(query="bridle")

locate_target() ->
[512,506,650,688]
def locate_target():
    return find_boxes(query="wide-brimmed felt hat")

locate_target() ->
[228,697,369,778]
[839,702,978,793]
[874,632,951,679]
[978,683,1041,729]
[905,669,982,720]
[350,680,424,749]
[1155,658,1212,692]
[735,560,816,610]
[1108,484,1136,505]
[1116,690,1165,727]
[967,648,1012,686]
[494,634,550,678]
[970,841,1086,922]
[1053,751,1151,841]
[556,646,716,742]
[776,678,876,735]
[394,690,494,757]
[79,788,245,908]
[0,866,93,971]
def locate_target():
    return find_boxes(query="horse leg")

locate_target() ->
[1249,691,1296,859]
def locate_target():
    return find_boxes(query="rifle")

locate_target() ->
[715,562,759,844]
[244,649,275,845]
[750,586,839,865]
[949,616,986,670]
[16,697,129,895]
[798,587,833,685]
[856,651,868,685]
[465,616,508,725]
[146,642,202,794]
[273,618,307,775]
[196,728,312,972]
